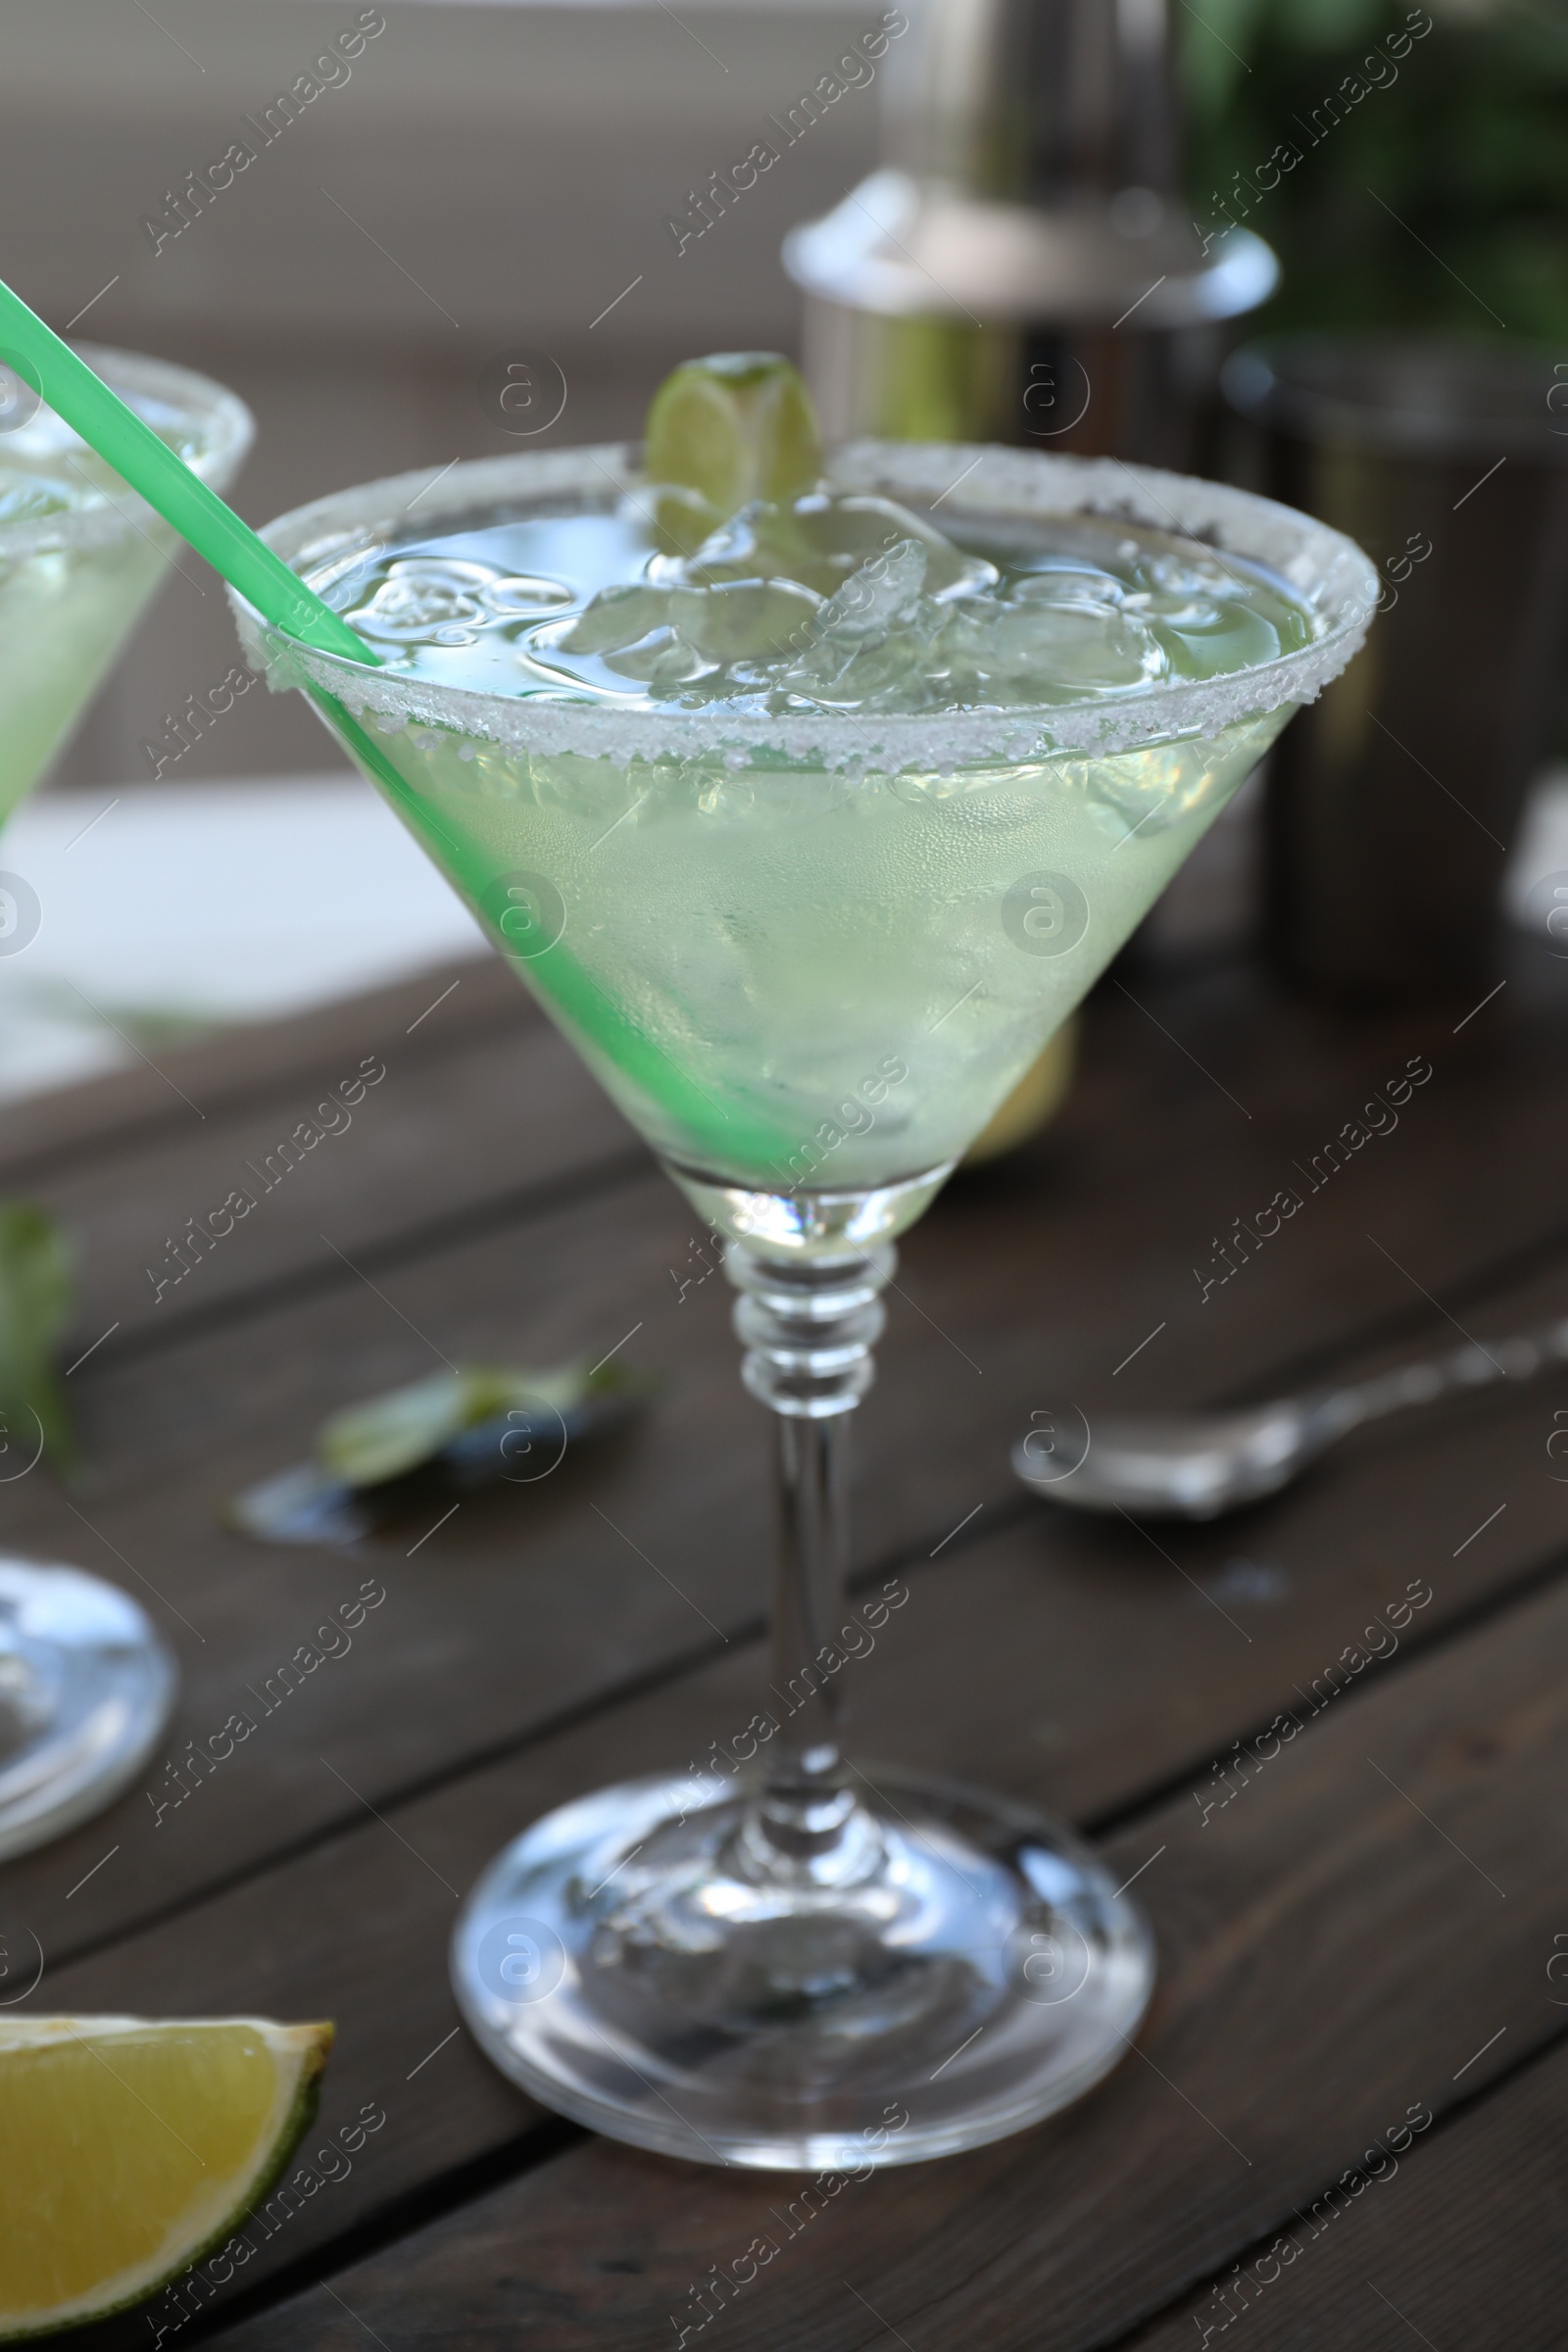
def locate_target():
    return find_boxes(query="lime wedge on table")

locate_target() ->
[0,2014,332,2338]
[644,352,823,545]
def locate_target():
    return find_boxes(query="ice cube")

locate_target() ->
[938,591,1169,705]
[603,626,718,689]
[349,559,496,643]
[776,540,950,710]
[787,495,997,598]
[657,491,996,601]
[558,583,673,655]
[1011,562,1127,610]
[668,578,821,667]
[0,473,73,523]
[1149,600,1283,679]
[482,574,574,616]
[811,537,931,644]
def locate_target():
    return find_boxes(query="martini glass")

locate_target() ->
[231,441,1375,2167]
[0,345,253,832]
[0,347,252,1862]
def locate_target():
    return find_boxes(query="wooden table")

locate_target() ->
[7,930,1568,2351]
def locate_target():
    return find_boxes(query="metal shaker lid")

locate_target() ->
[784,170,1277,330]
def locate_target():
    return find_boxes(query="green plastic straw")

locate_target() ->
[0,273,376,666]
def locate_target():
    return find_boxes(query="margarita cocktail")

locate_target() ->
[0,345,252,830]
[0,349,250,1869]
[231,370,1377,2170]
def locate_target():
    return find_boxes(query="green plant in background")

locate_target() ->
[1182,0,1568,341]
[0,1202,77,1479]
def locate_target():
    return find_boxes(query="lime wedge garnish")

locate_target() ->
[644,353,823,547]
[0,2014,332,2337]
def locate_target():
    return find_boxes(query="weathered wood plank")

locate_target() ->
[1117,2034,1568,2348]
[1,957,641,1348]
[0,956,518,1183]
[198,1560,1568,2352]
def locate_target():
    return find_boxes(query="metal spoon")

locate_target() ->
[1012,1316,1568,1520]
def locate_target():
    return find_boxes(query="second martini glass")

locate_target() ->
[0,346,252,1861]
[0,345,253,833]
[231,435,1375,2167]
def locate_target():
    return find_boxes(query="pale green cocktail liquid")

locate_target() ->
[299,489,1313,1193]
[0,399,207,830]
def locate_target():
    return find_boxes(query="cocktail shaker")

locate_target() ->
[782,0,1276,465]
[1225,336,1568,998]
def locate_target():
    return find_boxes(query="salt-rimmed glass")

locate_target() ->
[0,349,252,1864]
[231,443,1376,2168]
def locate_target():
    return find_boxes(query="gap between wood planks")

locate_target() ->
[181,2116,589,2350]
[73,1143,654,1380]
[179,2004,1568,2352]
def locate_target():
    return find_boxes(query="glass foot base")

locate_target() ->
[451,1766,1154,2169]
[0,1555,177,1863]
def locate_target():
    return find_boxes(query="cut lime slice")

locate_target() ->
[0,2014,332,2338]
[643,352,823,547]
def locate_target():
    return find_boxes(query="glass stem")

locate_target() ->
[726,1240,894,1869]
[770,1413,852,1793]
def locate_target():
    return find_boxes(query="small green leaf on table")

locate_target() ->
[225,1360,653,1546]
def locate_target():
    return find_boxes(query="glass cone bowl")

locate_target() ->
[230,443,1377,2167]
[0,343,253,833]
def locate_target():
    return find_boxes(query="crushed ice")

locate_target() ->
[321,488,1313,718]
[523,489,1304,713]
